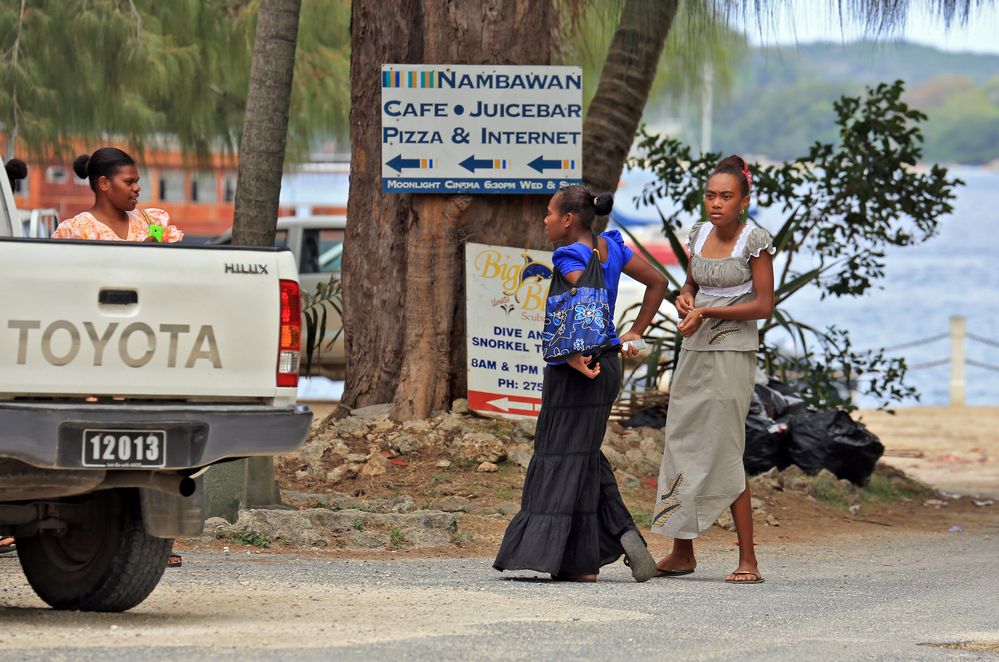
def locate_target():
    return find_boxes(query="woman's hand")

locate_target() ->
[675,293,695,318]
[677,308,704,337]
[567,353,601,379]
[619,330,642,359]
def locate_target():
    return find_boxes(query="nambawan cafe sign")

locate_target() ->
[380,64,583,194]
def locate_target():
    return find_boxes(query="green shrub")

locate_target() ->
[234,531,272,548]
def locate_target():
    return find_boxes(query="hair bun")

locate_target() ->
[593,192,614,216]
[715,154,747,171]
[4,158,27,182]
[72,154,91,180]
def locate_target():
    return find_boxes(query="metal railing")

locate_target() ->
[879,316,999,405]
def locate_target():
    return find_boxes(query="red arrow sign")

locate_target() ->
[468,390,542,417]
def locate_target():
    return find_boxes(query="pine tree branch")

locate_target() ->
[128,0,143,37]
[6,0,26,160]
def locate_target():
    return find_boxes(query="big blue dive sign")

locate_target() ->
[381,64,583,194]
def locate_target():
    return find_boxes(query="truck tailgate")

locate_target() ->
[0,239,297,399]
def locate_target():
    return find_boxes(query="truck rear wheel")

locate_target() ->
[17,489,172,612]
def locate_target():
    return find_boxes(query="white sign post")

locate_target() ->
[465,242,554,419]
[381,64,583,195]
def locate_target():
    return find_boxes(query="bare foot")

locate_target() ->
[725,561,764,583]
[0,537,14,548]
[551,572,598,582]
[655,551,697,575]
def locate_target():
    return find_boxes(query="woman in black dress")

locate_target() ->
[493,185,668,582]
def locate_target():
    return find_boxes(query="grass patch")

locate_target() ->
[305,497,332,509]
[859,472,934,505]
[859,474,897,504]
[234,531,272,549]
[388,527,406,550]
[495,487,517,501]
[813,467,936,511]
[630,511,653,529]
[811,474,851,508]
[450,529,474,547]
[352,517,366,531]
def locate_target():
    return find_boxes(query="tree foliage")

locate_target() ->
[302,275,344,373]
[0,0,349,161]
[626,80,962,409]
[556,0,746,114]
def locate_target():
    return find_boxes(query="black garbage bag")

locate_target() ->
[786,408,885,485]
[755,380,806,419]
[743,394,791,474]
[623,405,667,429]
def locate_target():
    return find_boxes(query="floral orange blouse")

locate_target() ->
[52,208,184,242]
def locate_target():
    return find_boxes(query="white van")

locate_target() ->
[211,215,346,374]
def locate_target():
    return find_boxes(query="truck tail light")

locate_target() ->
[277,279,301,387]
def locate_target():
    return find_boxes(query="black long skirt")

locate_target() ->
[493,352,636,575]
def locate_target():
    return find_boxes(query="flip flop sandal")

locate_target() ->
[655,568,695,577]
[725,571,764,584]
[620,529,657,583]
[0,543,15,555]
[167,553,182,568]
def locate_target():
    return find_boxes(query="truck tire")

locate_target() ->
[17,489,173,612]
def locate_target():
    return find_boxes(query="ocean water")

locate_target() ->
[299,169,999,407]
[756,168,999,407]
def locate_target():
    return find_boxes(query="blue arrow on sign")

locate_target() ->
[528,156,573,173]
[386,154,422,173]
[459,155,507,173]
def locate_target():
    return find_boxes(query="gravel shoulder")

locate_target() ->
[2,528,997,660]
[2,404,995,658]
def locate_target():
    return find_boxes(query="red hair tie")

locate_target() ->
[741,167,752,190]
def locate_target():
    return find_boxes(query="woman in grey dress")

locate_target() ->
[651,155,775,584]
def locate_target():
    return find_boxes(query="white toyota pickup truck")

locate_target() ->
[0,175,312,612]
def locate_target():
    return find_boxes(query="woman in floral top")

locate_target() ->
[52,147,183,243]
[51,147,184,569]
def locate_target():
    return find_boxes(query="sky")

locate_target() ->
[743,0,999,54]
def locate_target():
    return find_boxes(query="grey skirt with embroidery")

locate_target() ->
[651,348,756,539]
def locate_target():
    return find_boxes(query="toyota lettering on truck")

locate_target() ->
[0,159,312,613]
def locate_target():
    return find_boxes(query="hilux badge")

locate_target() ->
[224,263,269,275]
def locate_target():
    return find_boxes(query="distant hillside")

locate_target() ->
[672,40,999,165]
[747,41,999,88]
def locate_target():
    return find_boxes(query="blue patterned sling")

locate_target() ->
[542,233,612,362]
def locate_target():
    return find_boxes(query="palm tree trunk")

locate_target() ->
[232,0,302,247]
[225,0,302,511]
[582,0,679,194]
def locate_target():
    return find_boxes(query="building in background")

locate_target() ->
[9,144,348,241]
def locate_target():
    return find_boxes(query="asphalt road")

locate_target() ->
[1,529,997,661]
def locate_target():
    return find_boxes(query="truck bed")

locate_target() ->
[0,238,299,404]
